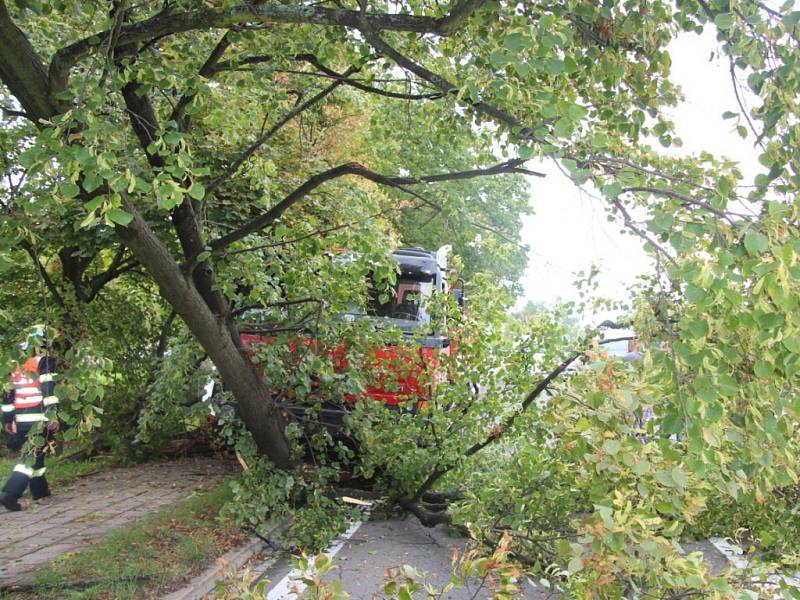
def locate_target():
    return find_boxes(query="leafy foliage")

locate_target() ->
[2,0,800,597]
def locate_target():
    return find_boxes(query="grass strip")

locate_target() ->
[4,482,246,600]
[0,454,116,489]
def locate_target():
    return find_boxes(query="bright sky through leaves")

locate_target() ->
[518,28,760,306]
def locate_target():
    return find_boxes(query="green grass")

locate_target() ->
[0,453,115,489]
[10,483,245,600]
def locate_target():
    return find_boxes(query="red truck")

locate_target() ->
[235,246,459,429]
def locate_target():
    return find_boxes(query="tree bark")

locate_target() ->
[49,2,474,92]
[115,199,293,468]
[0,0,63,122]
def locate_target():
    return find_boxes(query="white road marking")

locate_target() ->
[265,515,367,600]
[709,537,749,570]
[709,537,800,596]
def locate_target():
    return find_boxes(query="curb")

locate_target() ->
[161,537,266,600]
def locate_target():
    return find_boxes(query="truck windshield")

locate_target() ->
[367,276,433,324]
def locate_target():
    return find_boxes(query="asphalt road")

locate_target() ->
[257,514,794,599]
[261,516,554,599]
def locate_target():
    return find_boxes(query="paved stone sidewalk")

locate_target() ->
[0,455,236,588]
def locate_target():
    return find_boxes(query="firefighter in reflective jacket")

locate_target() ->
[0,333,59,512]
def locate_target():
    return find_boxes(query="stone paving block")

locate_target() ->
[2,530,71,555]
[8,542,83,570]
[0,455,236,588]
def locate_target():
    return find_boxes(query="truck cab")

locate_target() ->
[358,246,454,405]
[232,246,457,427]
[363,246,452,343]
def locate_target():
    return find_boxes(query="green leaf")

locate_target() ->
[783,10,800,29]
[767,201,790,218]
[188,182,206,200]
[79,211,98,229]
[163,131,182,145]
[782,335,800,354]
[602,439,621,455]
[59,181,80,199]
[685,284,707,303]
[655,470,675,487]
[758,313,784,329]
[503,32,530,51]
[754,360,773,378]
[84,196,104,212]
[566,104,588,120]
[19,148,39,169]
[650,213,673,233]
[661,412,683,435]
[567,556,583,574]
[671,466,687,488]
[545,58,565,75]
[714,13,735,29]
[109,176,128,193]
[590,132,607,148]
[744,231,769,256]
[554,117,572,137]
[602,182,622,198]
[717,374,739,396]
[489,51,508,68]
[82,172,103,193]
[107,208,134,226]
[687,319,709,339]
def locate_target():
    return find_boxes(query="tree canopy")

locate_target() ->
[2,0,800,597]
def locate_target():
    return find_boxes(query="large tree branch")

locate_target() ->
[222,200,427,258]
[408,351,581,504]
[120,78,229,320]
[21,240,65,308]
[169,32,234,129]
[208,159,540,253]
[58,246,93,302]
[48,3,480,98]
[619,185,749,224]
[434,0,487,35]
[113,196,292,466]
[0,0,63,122]
[211,53,444,100]
[362,28,541,142]
[295,55,443,101]
[407,335,635,505]
[85,247,137,302]
[121,81,166,168]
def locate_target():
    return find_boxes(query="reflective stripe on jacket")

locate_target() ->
[4,355,59,426]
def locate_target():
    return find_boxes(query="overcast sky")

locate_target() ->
[517,28,760,308]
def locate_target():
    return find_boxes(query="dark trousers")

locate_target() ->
[2,426,50,501]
